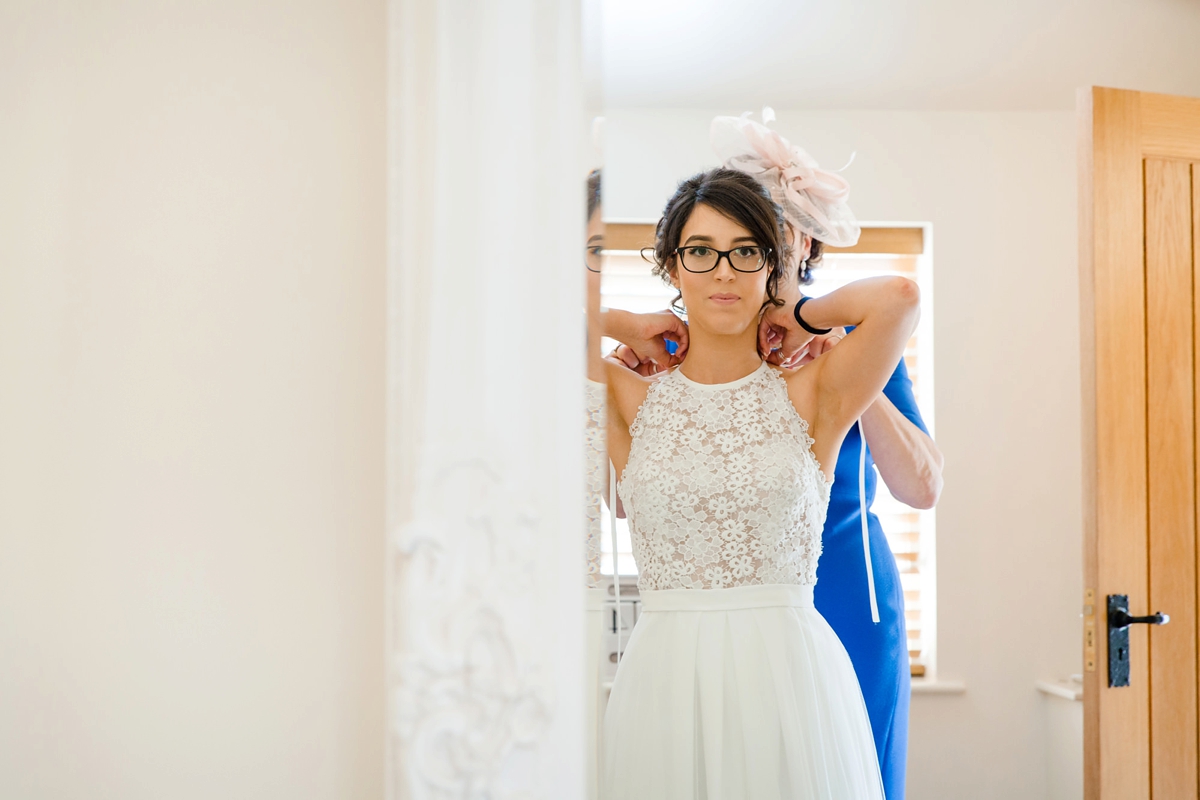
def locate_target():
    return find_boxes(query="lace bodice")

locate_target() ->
[619,362,831,591]
[584,379,606,589]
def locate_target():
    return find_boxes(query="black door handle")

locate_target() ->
[1108,594,1170,688]
[1109,608,1170,629]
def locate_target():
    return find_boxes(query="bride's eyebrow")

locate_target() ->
[681,234,758,245]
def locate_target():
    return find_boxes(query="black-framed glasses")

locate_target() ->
[675,245,770,273]
[585,245,603,273]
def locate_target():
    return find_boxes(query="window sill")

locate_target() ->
[910,678,966,695]
[1035,677,1083,702]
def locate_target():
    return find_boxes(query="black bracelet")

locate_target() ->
[793,296,832,335]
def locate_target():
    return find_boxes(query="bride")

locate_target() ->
[602,167,919,799]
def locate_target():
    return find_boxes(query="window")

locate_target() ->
[599,223,937,678]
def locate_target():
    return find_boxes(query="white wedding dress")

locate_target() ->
[602,362,884,800]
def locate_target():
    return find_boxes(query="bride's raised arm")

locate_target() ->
[784,277,921,472]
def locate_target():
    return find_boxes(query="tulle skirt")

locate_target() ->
[601,584,884,800]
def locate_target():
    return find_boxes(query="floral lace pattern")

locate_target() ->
[584,380,606,589]
[619,363,831,591]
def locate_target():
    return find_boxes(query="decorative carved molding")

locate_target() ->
[393,459,553,799]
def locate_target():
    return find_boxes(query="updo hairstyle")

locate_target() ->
[648,167,790,314]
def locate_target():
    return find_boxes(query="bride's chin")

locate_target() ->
[689,310,757,336]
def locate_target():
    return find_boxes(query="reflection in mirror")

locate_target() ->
[594,221,666,728]
[583,167,607,800]
[581,6,607,795]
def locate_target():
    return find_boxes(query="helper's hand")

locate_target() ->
[758,299,816,367]
[607,309,688,368]
[606,343,666,377]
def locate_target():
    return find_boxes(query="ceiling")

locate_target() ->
[601,0,1200,111]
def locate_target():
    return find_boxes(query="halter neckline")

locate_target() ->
[672,360,768,390]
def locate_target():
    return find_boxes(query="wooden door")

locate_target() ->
[1080,86,1200,799]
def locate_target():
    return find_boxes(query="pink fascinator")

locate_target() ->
[711,109,860,248]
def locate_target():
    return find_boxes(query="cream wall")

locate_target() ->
[0,2,386,798]
[607,108,1081,799]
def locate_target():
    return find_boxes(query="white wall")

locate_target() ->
[0,3,386,798]
[607,108,1081,800]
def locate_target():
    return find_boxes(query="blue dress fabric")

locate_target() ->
[814,356,927,800]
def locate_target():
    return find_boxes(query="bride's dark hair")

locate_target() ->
[586,168,601,220]
[649,167,790,314]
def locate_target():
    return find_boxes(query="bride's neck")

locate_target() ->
[677,322,762,385]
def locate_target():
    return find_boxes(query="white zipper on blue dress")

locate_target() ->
[859,418,880,624]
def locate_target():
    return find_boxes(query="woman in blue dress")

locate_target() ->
[810,350,939,800]
[610,116,943,799]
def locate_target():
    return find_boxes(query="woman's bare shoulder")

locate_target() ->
[771,361,821,422]
[604,359,657,427]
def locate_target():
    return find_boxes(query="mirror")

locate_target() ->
[583,165,607,800]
